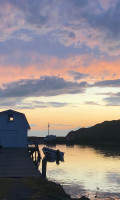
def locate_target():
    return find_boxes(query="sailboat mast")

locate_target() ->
[48,123,50,136]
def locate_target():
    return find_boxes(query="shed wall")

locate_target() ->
[0,130,27,148]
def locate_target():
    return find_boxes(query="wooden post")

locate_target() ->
[35,151,36,161]
[42,157,47,178]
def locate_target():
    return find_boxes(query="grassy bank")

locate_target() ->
[23,177,70,200]
[0,177,90,200]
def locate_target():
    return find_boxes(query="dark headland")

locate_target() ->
[66,119,120,145]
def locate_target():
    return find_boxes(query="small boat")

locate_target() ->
[44,135,56,143]
[42,147,64,159]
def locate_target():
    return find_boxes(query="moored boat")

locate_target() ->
[44,123,56,143]
[44,135,56,143]
[42,147,64,159]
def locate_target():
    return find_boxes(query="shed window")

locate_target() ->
[8,114,14,121]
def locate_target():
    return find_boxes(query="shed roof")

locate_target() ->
[0,109,30,130]
[0,109,25,116]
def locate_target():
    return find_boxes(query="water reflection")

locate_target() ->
[36,144,120,199]
[42,154,64,178]
[33,154,41,168]
[92,145,120,158]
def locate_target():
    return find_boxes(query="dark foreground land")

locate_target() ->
[0,178,90,200]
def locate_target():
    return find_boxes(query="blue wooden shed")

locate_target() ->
[0,109,30,148]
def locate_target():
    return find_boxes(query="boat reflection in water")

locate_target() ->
[42,148,64,178]
[30,146,64,178]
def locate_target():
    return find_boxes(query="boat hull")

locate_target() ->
[42,147,64,159]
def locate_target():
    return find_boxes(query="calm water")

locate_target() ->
[38,144,120,199]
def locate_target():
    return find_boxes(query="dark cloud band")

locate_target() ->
[0,76,88,98]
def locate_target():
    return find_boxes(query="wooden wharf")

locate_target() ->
[0,147,41,178]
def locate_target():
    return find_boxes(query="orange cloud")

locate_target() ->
[0,54,120,85]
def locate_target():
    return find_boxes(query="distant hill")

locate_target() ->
[66,120,120,144]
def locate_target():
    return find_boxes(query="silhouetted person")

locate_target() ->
[56,150,60,165]
[56,150,60,159]
[56,159,60,165]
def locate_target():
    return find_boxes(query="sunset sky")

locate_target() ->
[0,0,120,136]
